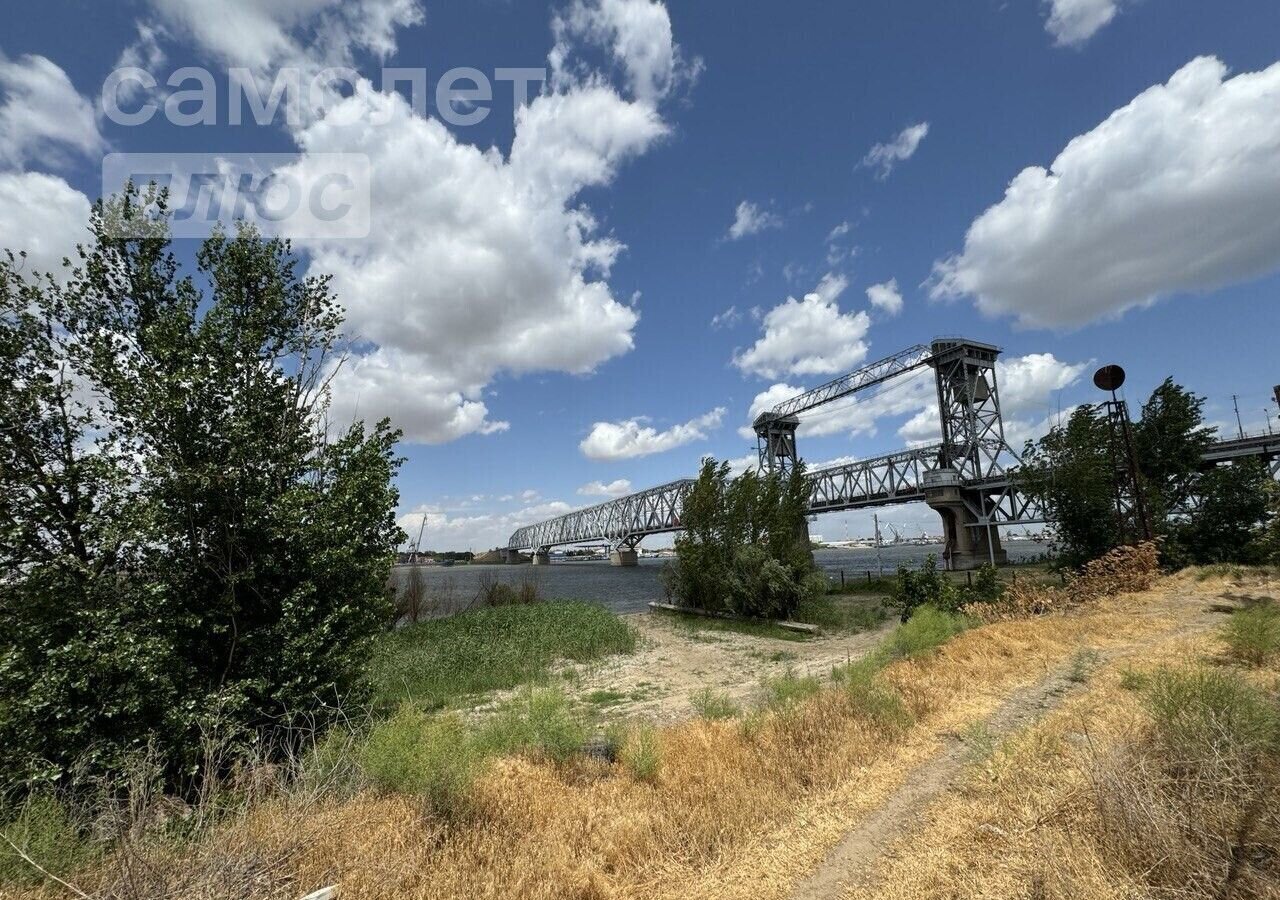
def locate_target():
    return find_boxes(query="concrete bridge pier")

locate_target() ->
[609,548,638,567]
[505,548,529,564]
[531,549,551,565]
[924,469,1007,571]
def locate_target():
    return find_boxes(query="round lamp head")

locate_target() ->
[1093,364,1126,393]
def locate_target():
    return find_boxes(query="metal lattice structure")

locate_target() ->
[754,344,933,473]
[505,336,1271,555]
[929,338,1015,482]
[806,445,942,512]
[507,479,694,551]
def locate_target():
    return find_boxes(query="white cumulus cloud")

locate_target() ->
[865,279,904,316]
[733,273,870,380]
[930,57,1280,329]
[141,0,422,70]
[274,0,684,444]
[862,122,929,180]
[580,407,726,461]
[577,478,633,497]
[727,200,782,240]
[0,172,91,277]
[1045,0,1119,47]
[0,53,103,171]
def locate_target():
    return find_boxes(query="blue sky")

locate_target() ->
[3,0,1279,549]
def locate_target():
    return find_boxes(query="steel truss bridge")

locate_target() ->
[507,338,1279,569]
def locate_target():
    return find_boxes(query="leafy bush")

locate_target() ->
[0,795,94,887]
[662,458,816,620]
[883,606,970,660]
[360,707,481,815]
[477,688,587,764]
[690,688,740,721]
[1222,602,1280,667]
[894,556,960,620]
[971,563,1001,602]
[1,194,403,793]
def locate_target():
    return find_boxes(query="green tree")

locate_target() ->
[1017,405,1120,567]
[663,459,815,619]
[0,187,403,791]
[1021,378,1272,570]
[1172,459,1273,565]
[1134,378,1217,520]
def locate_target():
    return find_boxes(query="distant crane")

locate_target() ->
[887,523,904,545]
[409,515,427,566]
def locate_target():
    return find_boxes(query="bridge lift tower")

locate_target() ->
[754,337,1018,569]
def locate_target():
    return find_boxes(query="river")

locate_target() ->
[391,542,1052,617]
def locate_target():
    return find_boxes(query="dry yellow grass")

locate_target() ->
[843,582,1280,900]
[9,566,1257,900]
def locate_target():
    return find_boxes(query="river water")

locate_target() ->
[391,542,1051,616]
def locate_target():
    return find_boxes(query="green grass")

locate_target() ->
[832,655,913,733]
[618,723,662,781]
[585,689,630,707]
[795,594,890,630]
[690,688,740,720]
[882,606,971,660]
[369,601,637,710]
[1222,601,1280,667]
[1118,667,1149,692]
[1068,648,1102,683]
[0,796,95,888]
[360,687,592,813]
[657,609,812,642]
[476,687,589,764]
[761,669,823,709]
[360,706,482,815]
[1142,667,1280,761]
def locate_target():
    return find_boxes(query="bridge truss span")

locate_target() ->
[807,444,940,512]
[507,478,694,551]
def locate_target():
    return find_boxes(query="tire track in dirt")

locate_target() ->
[791,582,1247,900]
[790,662,1085,900]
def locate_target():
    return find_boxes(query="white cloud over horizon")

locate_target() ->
[931,56,1280,329]
[580,407,726,460]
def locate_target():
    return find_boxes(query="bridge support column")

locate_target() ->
[924,469,1007,571]
[506,549,528,564]
[531,549,551,566]
[609,548,638,567]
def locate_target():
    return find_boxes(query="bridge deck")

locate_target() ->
[506,436,1277,552]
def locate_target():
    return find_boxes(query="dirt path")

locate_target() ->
[791,574,1262,900]
[565,612,898,724]
[791,659,1086,900]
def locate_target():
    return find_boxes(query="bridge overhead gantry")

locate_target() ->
[754,337,1025,569]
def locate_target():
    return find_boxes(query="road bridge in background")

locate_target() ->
[507,338,1278,570]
